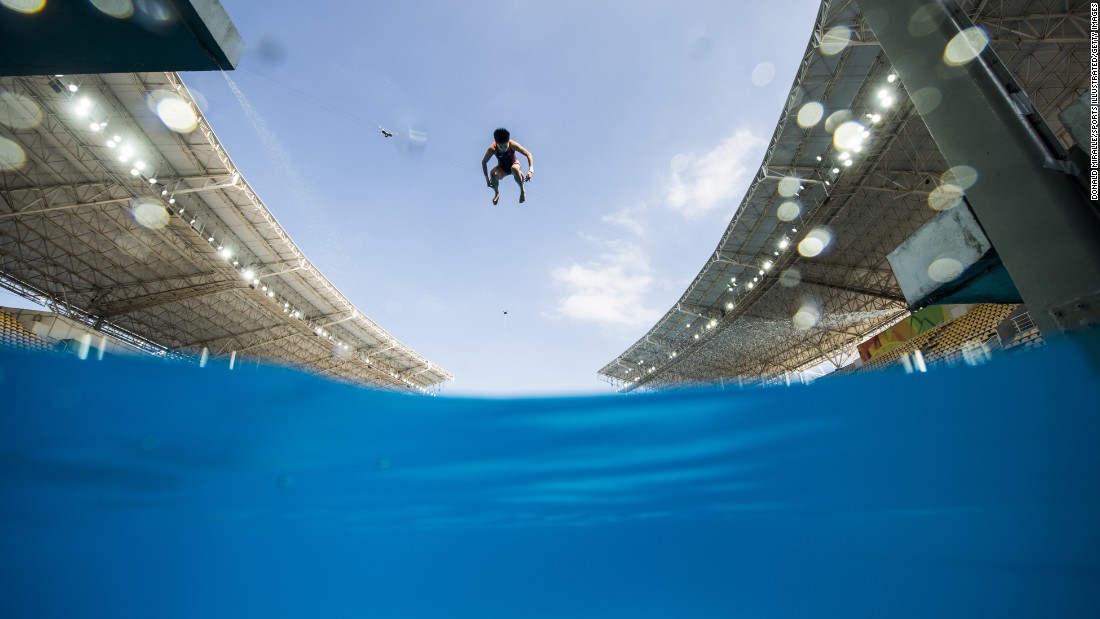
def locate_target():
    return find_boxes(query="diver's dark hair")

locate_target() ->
[493,127,510,143]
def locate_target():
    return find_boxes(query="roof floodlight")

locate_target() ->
[887,73,897,83]
[130,168,139,176]
[68,84,78,93]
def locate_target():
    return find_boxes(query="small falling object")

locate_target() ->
[379,126,395,138]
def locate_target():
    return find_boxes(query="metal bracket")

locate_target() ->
[1049,290,1100,334]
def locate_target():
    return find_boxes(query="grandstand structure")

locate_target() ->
[0,71,453,393]
[599,0,1093,391]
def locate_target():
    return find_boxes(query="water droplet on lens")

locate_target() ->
[944,27,989,66]
[819,25,852,56]
[928,257,964,282]
[752,62,776,87]
[797,102,824,128]
[776,201,801,221]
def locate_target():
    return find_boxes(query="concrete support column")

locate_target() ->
[858,0,1100,336]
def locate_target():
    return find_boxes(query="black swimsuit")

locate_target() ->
[494,144,517,169]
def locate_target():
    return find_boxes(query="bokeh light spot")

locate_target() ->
[777,177,801,198]
[0,0,45,14]
[778,268,802,288]
[928,183,964,211]
[751,62,776,87]
[823,109,852,134]
[792,304,821,330]
[0,91,42,130]
[910,87,943,115]
[908,4,946,37]
[776,201,801,222]
[833,120,867,151]
[131,199,169,229]
[796,102,824,128]
[819,25,852,56]
[928,257,964,283]
[941,165,978,190]
[0,136,27,171]
[798,228,832,258]
[135,0,173,22]
[148,91,198,133]
[944,27,989,66]
[670,153,689,173]
[90,0,133,18]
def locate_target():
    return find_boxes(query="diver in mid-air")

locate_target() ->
[481,127,533,205]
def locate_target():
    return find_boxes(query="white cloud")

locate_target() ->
[666,128,765,219]
[552,240,662,329]
[601,203,647,237]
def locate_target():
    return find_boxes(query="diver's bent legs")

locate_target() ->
[511,164,526,203]
[490,166,504,205]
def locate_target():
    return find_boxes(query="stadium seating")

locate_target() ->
[857,304,1046,374]
[0,310,52,353]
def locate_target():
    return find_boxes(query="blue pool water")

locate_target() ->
[1,337,1098,618]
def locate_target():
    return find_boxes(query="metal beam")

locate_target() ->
[90,280,240,318]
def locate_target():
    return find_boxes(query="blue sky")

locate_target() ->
[3,1,823,395]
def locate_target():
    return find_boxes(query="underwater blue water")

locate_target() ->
[1,336,1098,618]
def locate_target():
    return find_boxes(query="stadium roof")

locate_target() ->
[599,0,1092,391]
[0,71,453,393]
